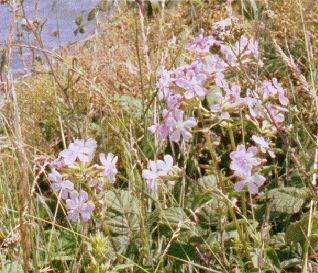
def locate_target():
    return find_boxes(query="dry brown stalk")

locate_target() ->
[273,39,313,98]
[3,1,31,272]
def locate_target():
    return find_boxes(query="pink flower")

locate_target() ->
[186,29,220,53]
[235,35,262,64]
[230,144,267,194]
[210,79,244,118]
[66,190,95,222]
[148,109,173,142]
[156,155,174,175]
[157,69,177,101]
[220,112,231,120]
[166,93,183,111]
[215,73,229,89]
[142,160,162,192]
[234,173,266,194]
[88,178,103,190]
[166,110,197,142]
[48,169,74,200]
[244,95,263,119]
[175,63,208,100]
[230,144,264,178]
[261,79,288,106]
[99,153,118,183]
[265,103,286,124]
[252,135,275,158]
[59,138,97,166]
[142,155,174,192]
[220,36,262,66]
[272,78,289,106]
[220,44,236,64]
[224,83,244,107]
[202,55,225,75]
[50,156,67,170]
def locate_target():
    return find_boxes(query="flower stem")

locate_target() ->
[228,124,236,151]
[204,132,252,263]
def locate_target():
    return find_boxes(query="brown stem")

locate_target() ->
[3,2,31,272]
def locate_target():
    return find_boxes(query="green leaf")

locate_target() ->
[197,174,218,190]
[75,14,83,26]
[87,8,96,21]
[149,207,197,238]
[285,222,304,245]
[158,207,193,230]
[104,190,141,236]
[114,94,144,119]
[189,175,226,228]
[286,213,318,253]
[266,187,311,214]
[45,229,78,262]
[265,247,281,272]
[206,86,221,107]
[167,242,199,262]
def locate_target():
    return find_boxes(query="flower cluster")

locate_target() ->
[210,74,245,119]
[48,138,118,222]
[230,144,266,194]
[149,18,272,143]
[149,110,197,142]
[149,17,290,195]
[142,155,179,192]
[245,78,289,134]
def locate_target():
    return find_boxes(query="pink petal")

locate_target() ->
[247,183,258,194]
[234,181,244,192]
[183,117,197,128]
[170,130,181,142]
[66,199,76,210]
[142,170,157,180]
[164,155,173,168]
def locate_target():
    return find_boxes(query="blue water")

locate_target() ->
[0,0,99,74]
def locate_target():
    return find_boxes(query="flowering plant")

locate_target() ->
[48,138,118,222]
[35,9,315,273]
[147,17,289,196]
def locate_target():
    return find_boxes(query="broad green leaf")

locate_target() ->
[285,222,304,245]
[197,174,218,190]
[149,207,197,238]
[286,214,318,253]
[158,207,193,230]
[189,175,226,228]
[45,230,78,262]
[104,190,141,236]
[167,242,199,262]
[266,187,311,214]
